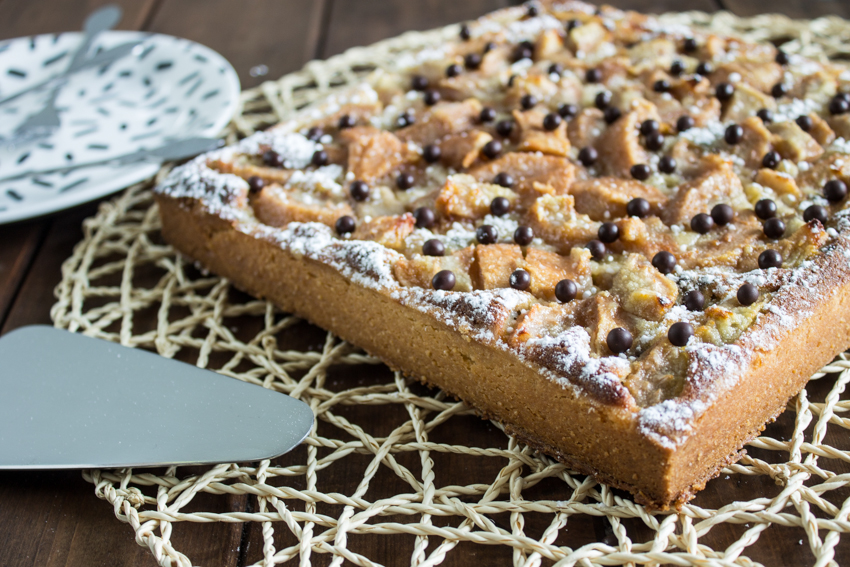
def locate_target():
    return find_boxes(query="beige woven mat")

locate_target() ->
[50,9,850,567]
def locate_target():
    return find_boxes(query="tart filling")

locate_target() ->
[157,1,850,452]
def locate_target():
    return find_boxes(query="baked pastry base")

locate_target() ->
[157,194,850,508]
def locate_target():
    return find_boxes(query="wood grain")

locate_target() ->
[720,0,850,18]
[321,0,512,58]
[0,0,159,40]
[0,221,46,328]
[145,0,328,90]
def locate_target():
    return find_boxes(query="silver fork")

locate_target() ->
[5,5,122,146]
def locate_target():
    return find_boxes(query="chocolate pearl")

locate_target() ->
[840,93,850,103]
[796,115,813,132]
[490,196,511,216]
[464,53,482,70]
[414,207,436,229]
[558,103,578,119]
[493,172,514,188]
[263,149,283,167]
[578,147,598,166]
[653,79,671,93]
[652,251,677,274]
[659,155,677,174]
[697,61,713,76]
[482,140,502,159]
[715,83,734,101]
[607,328,633,354]
[711,203,734,226]
[677,115,695,132]
[771,82,787,98]
[396,111,414,128]
[311,150,328,166]
[520,94,538,110]
[627,197,650,218]
[555,279,578,302]
[754,198,776,219]
[824,179,848,202]
[598,222,620,243]
[247,175,265,194]
[684,289,705,311]
[684,37,698,52]
[510,269,531,290]
[424,89,441,106]
[496,119,514,137]
[548,63,563,76]
[565,18,581,32]
[306,126,323,141]
[479,107,496,123]
[482,40,496,53]
[432,270,456,290]
[459,23,471,40]
[335,215,355,235]
[830,96,850,115]
[804,204,828,225]
[338,114,356,129]
[724,124,743,144]
[525,2,539,16]
[513,44,533,62]
[411,75,428,91]
[668,322,694,347]
[603,107,622,124]
[762,151,781,169]
[776,50,790,65]
[763,217,786,239]
[670,59,685,76]
[422,238,445,256]
[758,249,783,269]
[350,180,369,201]
[737,283,759,305]
[396,172,415,190]
[446,63,462,77]
[640,119,660,136]
[691,213,714,234]
[423,144,442,163]
[757,108,774,123]
[587,239,606,260]
[543,112,562,131]
[514,226,534,246]
[645,132,665,151]
[630,163,651,180]
[476,224,498,244]
[595,91,612,109]
[586,68,602,83]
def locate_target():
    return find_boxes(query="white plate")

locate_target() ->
[0,31,240,224]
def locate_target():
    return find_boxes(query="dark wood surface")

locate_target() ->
[0,0,847,565]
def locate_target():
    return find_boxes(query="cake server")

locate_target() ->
[0,326,314,469]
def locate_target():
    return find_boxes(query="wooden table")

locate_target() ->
[2,0,849,565]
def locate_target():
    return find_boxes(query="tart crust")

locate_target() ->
[155,194,850,508]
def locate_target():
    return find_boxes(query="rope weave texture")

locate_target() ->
[50,9,850,567]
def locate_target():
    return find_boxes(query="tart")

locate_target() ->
[154,0,850,508]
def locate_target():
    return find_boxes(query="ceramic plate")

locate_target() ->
[0,31,240,224]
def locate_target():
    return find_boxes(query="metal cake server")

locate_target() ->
[0,326,314,469]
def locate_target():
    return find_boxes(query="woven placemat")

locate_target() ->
[51,9,850,567]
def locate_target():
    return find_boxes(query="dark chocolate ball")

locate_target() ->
[247,176,265,194]
[652,251,677,274]
[690,213,714,234]
[422,238,445,256]
[578,147,598,166]
[607,327,633,354]
[490,196,511,216]
[476,224,498,244]
[350,180,370,201]
[763,218,786,239]
[414,206,435,229]
[737,283,759,305]
[555,279,578,303]
[758,249,783,269]
[711,203,734,226]
[432,270,456,290]
[627,198,650,218]
[598,222,620,243]
[754,199,777,220]
[587,239,606,260]
[684,289,705,311]
[668,322,694,347]
[514,226,534,246]
[824,179,848,202]
[804,204,828,225]
[335,215,356,235]
[510,269,531,290]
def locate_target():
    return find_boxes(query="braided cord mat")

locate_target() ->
[50,9,850,567]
